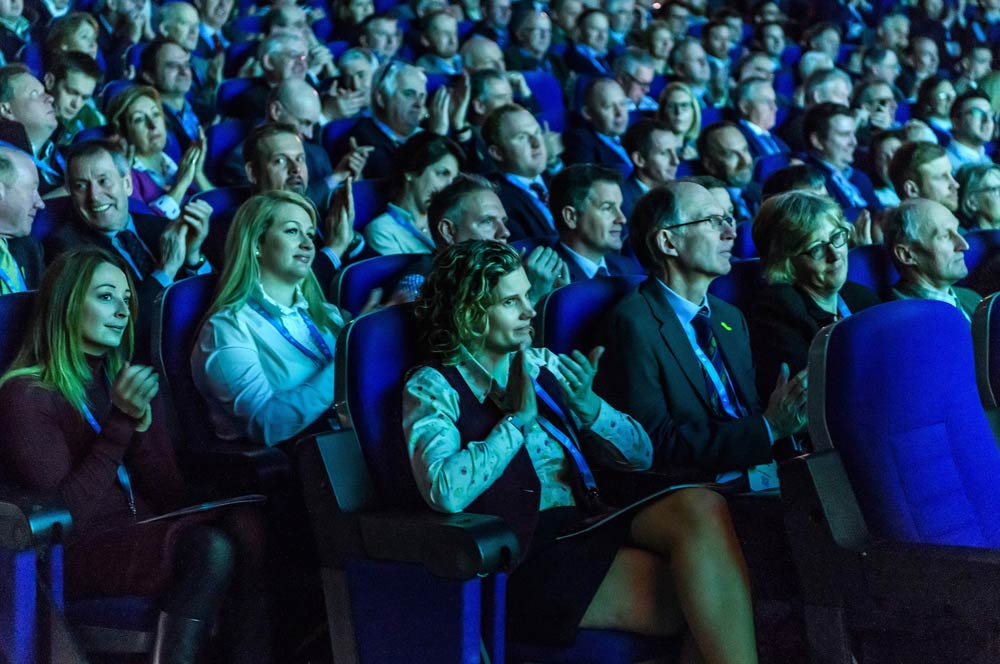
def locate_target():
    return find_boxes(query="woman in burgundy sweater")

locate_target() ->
[0,248,268,664]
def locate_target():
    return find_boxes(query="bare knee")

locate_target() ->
[631,488,735,552]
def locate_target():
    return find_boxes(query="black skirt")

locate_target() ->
[505,505,635,645]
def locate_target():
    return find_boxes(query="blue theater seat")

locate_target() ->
[846,243,899,298]
[351,177,389,231]
[972,293,1000,441]
[331,253,425,316]
[781,299,1000,661]
[205,118,251,184]
[534,274,644,354]
[523,71,567,133]
[190,185,254,268]
[707,258,764,312]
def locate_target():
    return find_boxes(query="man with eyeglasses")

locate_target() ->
[505,10,567,81]
[613,48,658,113]
[597,181,807,483]
[945,90,995,173]
[885,198,981,320]
[220,32,312,122]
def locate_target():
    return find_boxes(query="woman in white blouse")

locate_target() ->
[192,190,345,447]
[403,241,757,662]
[363,132,463,255]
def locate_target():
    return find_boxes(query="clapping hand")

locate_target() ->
[112,362,160,431]
[555,348,604,427]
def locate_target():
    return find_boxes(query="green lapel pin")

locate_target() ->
[720,322,733,331]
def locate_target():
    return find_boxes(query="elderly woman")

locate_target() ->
[364,132,463,255]
[106,85,212,219]
[405,240,758,661]
[193,189,347,447]
[656,82,700,159]
[749,192,881,395]
[957,163,1000,231]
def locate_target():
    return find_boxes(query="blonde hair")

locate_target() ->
[106,84,163,142]
[657,82,702,144]
[204,190,340,334]
[0,248,136,414]
[752,191,850,284]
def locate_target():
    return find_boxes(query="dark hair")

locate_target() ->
[428,173,496,246]
[581,76,619,112]
[242,122,300,171]
[802,101,852,146]
[914,75,950,119]
[695,120,740,162]
[887,140,947,197]
[0,64,32,104]
[390,132,465,199]
[481,102,526,148]
[950,89,992,119]
[138,37,186,83]
[679,174,726,189]
[46,51,103,86]
[761,164,826,198]
[549,164,622,233]
[64,139,130,177]
[629,183,685,269]
[623,118,673,160]
[415,240,523,364]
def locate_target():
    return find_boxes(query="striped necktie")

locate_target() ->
[0,237,25,294]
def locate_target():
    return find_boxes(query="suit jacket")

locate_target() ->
[561,125,633,178]
[748,281,880,397]
[8,235,43,290]
[619,174,648,222]
[348,116,403,181]
[736,120,790,162]
[504,46,569,83]
[888,283,982,321]
[494,175,556,241]
[562,42,612,76]
[597,277,773,475]
[775,108,806,155]
[804,155,883,215]
[554,242,641,282]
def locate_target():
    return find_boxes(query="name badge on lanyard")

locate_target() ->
[247,299,334,367]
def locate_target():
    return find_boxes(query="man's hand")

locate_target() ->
[331,136,373,185]
[309,43,337,79]
[322,82,367,121]
[158,222,188,279]
[506,71,532,98]
[852,209,874,247]
[180,199,213,266]
[762,363,808,441]
[449,71,471,132]
[427,86,451,136]
[324,176,355,256]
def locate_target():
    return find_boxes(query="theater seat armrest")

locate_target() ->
[360,511,520,580]
[866,540,1000,623]
[179,442,293,494]
[0,489,72,549]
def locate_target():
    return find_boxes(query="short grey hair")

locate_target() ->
[883,198,927,264]
[372,61,425,112]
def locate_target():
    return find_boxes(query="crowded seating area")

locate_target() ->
[4,0,1000,660]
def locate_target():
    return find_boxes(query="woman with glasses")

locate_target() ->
[957,164,1000,230]
[656,82,700,160]
[749,192,880,395]
[406,240,759,662]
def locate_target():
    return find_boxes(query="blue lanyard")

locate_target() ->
[385,205,436,251]
[689,327,745,419]
[80,402,137,516]
[0,263,25,293]
[836,295,852,320]
[247,299,334,367]
[531,378,599,493]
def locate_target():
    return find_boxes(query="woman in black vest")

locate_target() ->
[403,241,758,663]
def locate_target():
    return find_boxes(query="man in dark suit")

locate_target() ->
[697,122,760,225]
[885,198,981,320]
[482,103,557,240]
[597,181,807,482]
[620,118,680,219]
[504,9,569,82]
[46,140,213,352]
[549,164,640,281]
[562,9,613,75]
[803,102,884,217]
[0,146,45,294]
[734,77,789,162]
[562,77,633,178]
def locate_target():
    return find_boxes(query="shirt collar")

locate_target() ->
[739,119,768,136]
[814,156,854,179]
[950,139,987,160]
[253,281,309,316]
[453,345,544,403]
[657,277,709,326]
[373,117,418,144]
[505,172,545,191]
[559,241,608,279]
[102,213,137,241]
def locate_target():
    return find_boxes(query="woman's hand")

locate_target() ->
[555,348,603,427]
[323,177,356,256]
[506,350,537,424]
[111,362,160,426]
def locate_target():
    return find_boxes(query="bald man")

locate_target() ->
[0,146,45,294]
[885,198,981,319]
[562,77,633,177]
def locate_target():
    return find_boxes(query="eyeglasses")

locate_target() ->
[798,228,849,261]
[623,72,653,91]
[664,101,693,113]
[665,214,736,231]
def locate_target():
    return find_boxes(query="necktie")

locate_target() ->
[691,307,743,418]
[761,132,780,155]
[212,33,224,54]
[595,266,609,277]
[116,229,155,280]
[529,182,549,205]
[0,237,25,294]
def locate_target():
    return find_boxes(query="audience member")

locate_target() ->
[0,65,63,194]
[696,122,758,225]
[0,247,269,664]
[865,129,904,208]
[549,164,637,281]
[620,118,679,218]
[860,46,901,87]
[44,12,101,62]
[599,181,807,481]
[760,164,829,199]
[776,67,852,153]
[364,132,462,255]
[734,77,787,160]
[564,9,613,76]
[669,38,715,107]
[550,0,583,46]
[563,78,632,176]
[416,10,462,74]
[639,19,674,76]
[474,0,512,49]
[505,9,566,79]
[888,140,959,211]
[613,47,658,113]
[749,192,880,394]
[193,189,346,446]
[945,90,995,172]
[802,102,883,215]
[0,145,44,293]
[913,76,956,143]
[957,163,1000,230]
[953,43,992,95]
[359,15,401,62]
[44,51,103,146]
[138,38,210,151]
[898,36,940,102]
[884,197,980,319]
[656,81,701,159]
[405,240,757,659]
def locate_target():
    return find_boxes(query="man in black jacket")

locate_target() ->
[0,145,45,294]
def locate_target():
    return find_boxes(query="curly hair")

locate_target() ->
[415,241,523,364]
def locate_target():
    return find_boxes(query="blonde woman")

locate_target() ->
[657,82,701,160]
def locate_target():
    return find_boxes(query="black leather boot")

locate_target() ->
[151,611,207,664]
